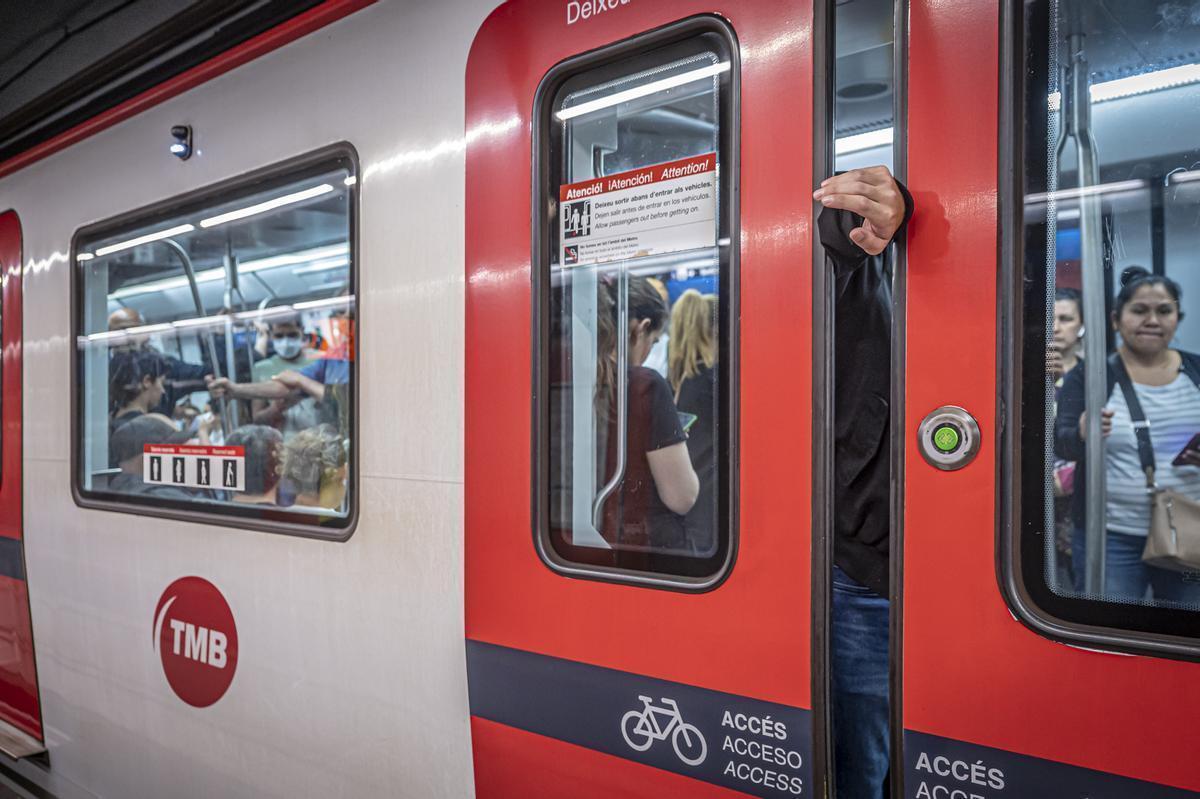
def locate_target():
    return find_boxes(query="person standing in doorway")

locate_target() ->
[814,165,912,799]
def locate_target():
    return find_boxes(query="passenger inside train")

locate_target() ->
[74,158,356,526]
[1030,0,1200,614]
[225,425,284,506]
[668,288,718,555]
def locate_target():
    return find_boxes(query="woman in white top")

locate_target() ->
[1055,267,1200,606]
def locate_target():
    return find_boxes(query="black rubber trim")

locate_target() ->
[996,1,1200,660]
[810,0,836,795]
[0,0,324,164]
[529,16,740,591]
[888,1,909,797]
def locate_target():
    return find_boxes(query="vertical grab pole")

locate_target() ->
[222,249,241,428]
[160,238,233,439]
[1061,26,1108,594]
[592,267,629,529]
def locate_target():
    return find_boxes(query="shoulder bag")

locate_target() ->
[1111,354,1200,572]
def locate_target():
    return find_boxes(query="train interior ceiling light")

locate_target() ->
[1047,62,1200,110]
[555,61,732,121]
[79,181,339,260]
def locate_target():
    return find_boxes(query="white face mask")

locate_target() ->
[273,336,304,360]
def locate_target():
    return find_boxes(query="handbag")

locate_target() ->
[1111,355,1200,572]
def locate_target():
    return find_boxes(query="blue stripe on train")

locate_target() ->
[904,728,1199,798]
[466,639,813,797]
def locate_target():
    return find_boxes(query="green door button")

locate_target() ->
[918,406,980,471]
[932,424,961,453]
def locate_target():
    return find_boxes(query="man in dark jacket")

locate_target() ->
[814,165,912,799]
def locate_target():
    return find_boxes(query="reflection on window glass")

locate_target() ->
[1026,0,1200,618]
[543,33,733,580]
[75,157,355,529]
[833,0,895,173]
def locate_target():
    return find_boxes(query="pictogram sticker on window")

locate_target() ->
[144,445,245,492]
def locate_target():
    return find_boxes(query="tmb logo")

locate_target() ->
[153,576,238,708]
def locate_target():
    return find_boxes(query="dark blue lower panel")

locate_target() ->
[904,729,1199,798]
[0,537,23,582]
[466,640,813,797]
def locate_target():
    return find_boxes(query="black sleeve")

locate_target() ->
[165,355,209,385]
[1054,362,1087,462]
[817,178,914,277]
[646,372,687,452]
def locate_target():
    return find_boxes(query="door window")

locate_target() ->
[1018,0,1200,640]
[536,27,736,583]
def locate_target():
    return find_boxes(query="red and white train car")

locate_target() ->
[0,0,1188,797]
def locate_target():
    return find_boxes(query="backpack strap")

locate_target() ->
[1181,352,1200,390]
[1109,353,1157,488]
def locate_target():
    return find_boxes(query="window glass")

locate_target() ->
[1022,0,1200,633]
[834,0,895,173]
[75,155,355,530]
[540,31,734,581]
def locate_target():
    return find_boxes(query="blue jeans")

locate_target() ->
[1071,528,1200,606]
[831,566,890,799]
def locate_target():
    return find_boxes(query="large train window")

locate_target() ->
[534,22,737,585]
[1016,0,1200,645]
[72,148,357,537]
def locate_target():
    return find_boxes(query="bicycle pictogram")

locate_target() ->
[620,695,707,766]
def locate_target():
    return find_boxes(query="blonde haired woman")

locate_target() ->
[668,289,717,399]
[668,289,719,556]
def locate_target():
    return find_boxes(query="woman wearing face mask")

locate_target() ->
[1055,266,1200,605]
[594,275,699,553]
[250,317,321,438]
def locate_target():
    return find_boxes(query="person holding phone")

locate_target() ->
[1055,266,1200,604]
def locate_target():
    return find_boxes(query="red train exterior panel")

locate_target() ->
[465,1,817,795]
[0,211,40,740]
[902,0,1200,794]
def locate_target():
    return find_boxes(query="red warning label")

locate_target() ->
[559,153,718,267]
[153,577,238,708]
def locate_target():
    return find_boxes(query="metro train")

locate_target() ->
[0,0,1194,797]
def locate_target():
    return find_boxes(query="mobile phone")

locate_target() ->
[1171,433,1200,467]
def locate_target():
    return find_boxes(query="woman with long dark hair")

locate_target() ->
[594,275,699,551]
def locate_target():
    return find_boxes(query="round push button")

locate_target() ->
[932,424,961,454]
[917,406,980,471]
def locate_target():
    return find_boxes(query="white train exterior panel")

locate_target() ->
[0,2,497,796]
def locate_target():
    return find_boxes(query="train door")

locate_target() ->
[0,212,42,755]
[899,0,1200,796]
[466,2,823,797]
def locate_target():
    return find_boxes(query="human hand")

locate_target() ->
[198,411,219,435]
[1079,408,1114,440]
[813,165,906,255]
[272,370,303,389]
[1047,344,1064,380]
[205,374,232,399]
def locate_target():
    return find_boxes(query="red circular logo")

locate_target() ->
[153,577,238,708]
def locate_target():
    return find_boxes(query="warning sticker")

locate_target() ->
[144,444,245,492]
[559,153,717,268]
